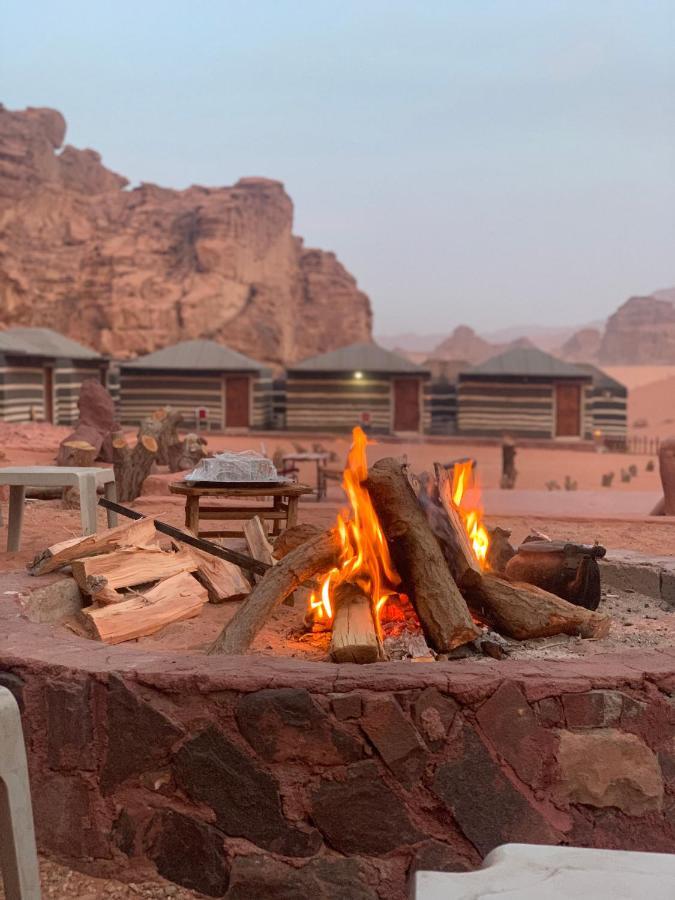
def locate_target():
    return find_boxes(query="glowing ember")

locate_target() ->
[451,460,490,568]
[309,427,400,624]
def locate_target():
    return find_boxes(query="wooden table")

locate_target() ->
[282,452,331,500]
[168,481,314,539]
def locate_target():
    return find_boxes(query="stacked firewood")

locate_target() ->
[209,457,611,660]
[29,518,249,644]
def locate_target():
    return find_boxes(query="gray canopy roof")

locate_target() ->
[463,346,590,379]
[289,342,427,375]
[0,327,101,360]
[121,339,263,372]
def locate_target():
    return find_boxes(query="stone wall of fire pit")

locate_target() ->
[1,602,675,898]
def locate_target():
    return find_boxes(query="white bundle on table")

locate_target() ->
[185,450,279,483]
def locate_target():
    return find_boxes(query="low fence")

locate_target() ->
[605,435,661,455]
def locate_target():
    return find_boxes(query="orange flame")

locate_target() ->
[309,427,400,622]
[451,461,490,568]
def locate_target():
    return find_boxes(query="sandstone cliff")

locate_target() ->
[558,327,602,363]
[599,295,675,365]
[0,105,372,364]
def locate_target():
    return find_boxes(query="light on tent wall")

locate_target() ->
[353,371,364,380]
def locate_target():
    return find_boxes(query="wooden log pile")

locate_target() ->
[29,516,251,644]
[209,453,611,661]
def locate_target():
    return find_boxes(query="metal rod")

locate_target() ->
[98,497,270,576]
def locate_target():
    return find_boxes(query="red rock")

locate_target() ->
[0,106,372,365]
[311,760,423,855]
[561,690,625,728]
[431,722,559,855]
[173,725,321,857]
[360,695,426,785]
[146,809,229,897]
[45,678,94,771]
[330,691,362,720]
[412,687,458,747]
[225,854,378,900]
[534,696,564,728]
[235,687,363,765]
[476,682,558,788]
[556,729,664,815]
[101,675,183,792]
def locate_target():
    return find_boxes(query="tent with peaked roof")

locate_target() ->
[0,327,106,425]
[118,339,272,431]
[457,345,619,440]
[285,342,430,433]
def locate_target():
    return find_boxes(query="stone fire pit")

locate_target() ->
[1,587,674,899]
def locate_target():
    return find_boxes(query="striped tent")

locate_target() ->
[285,342,430,434]
[0,327,106,425]
[457,346,596,439]
[118,339,272,431]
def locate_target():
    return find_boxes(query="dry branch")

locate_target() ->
[29,517,157,576]
[83,572,208,643]
[208,528,341,655]
[365,458,479,652]
[462,572,611,640]
[113,407,183,501]
[329,582,385,663]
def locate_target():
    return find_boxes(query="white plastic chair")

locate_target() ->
[0,687,41,899]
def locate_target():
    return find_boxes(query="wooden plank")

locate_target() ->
[29,517,157,576]
[71,547,198,593]
[329,582,384,663]
[244,516,275,568]
[197,508,287,520]
[83,572,208,644]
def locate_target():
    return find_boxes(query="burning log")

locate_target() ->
[434,463,483,586]
[208,528,341,655]
[461,572,611,640]
[365,458,480,652]
[329,582,385,663]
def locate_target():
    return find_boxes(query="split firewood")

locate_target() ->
[209,528,341,655]
[71,546,197,593]
[112,407,183,502]
[329,582,385,663]
[244,516,275,572]
[461,572,611,641]
[29,517,157,576]
[86,576,125,606]
[186,544,250,603]
[82,572,208,644]
[272,523,321,560]
[434,463,482,586]
[365,458,480,653]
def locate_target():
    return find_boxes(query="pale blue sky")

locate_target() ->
[2,1,674,334]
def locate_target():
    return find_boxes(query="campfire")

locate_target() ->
[210,427,611,661]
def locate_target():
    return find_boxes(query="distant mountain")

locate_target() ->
[377,332,446,353]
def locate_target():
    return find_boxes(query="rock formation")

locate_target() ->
[558,328,602,363]
[0,105,372,365]
[599,295,675,365]
[429,326,532,366]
